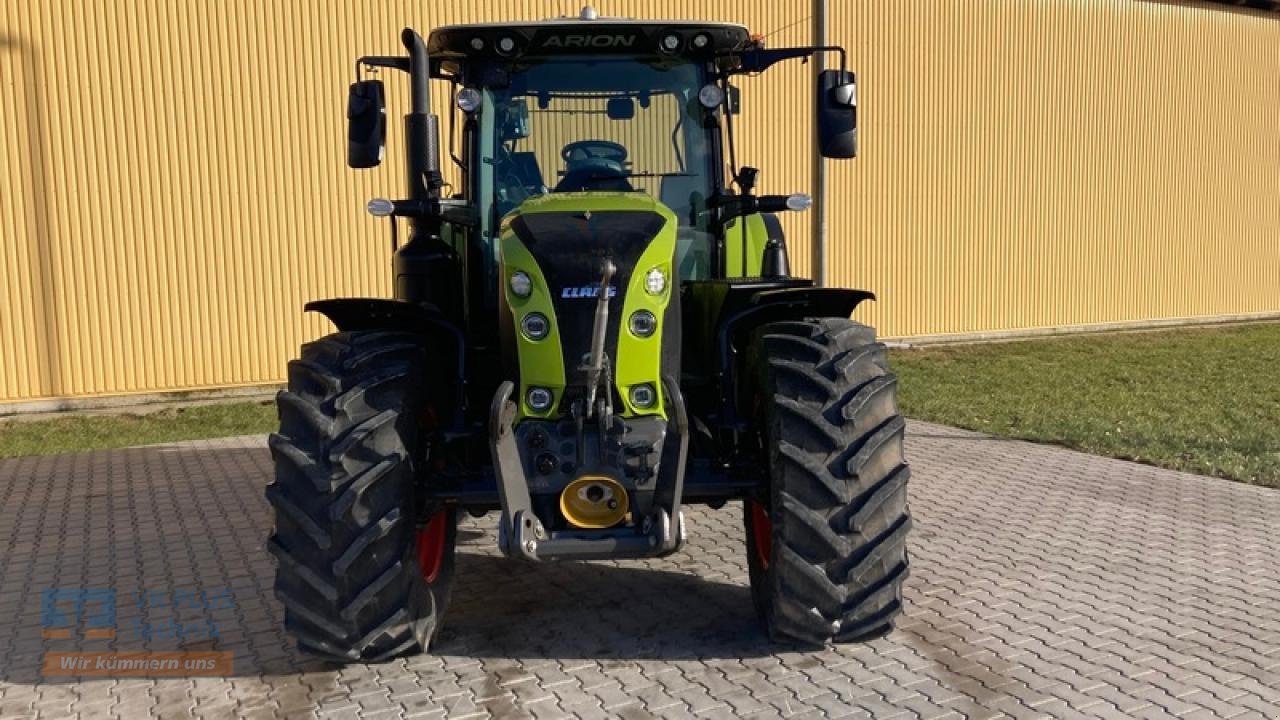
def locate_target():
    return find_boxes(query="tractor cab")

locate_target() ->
[347,10,858,290]
[429,14,754,288]
[464,46,720,280]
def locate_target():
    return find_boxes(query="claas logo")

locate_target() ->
[561,285,618,299]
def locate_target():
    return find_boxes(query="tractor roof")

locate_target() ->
[427,8,753,61]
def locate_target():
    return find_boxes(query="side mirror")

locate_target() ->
[347,79,386,168]
[816,69,857,159]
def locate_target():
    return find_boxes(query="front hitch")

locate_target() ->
[487,380,688,561]
[489,380,542,559]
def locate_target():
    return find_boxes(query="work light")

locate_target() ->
[698,84,724,109]
[456,88,482,113]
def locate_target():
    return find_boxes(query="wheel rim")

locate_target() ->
[416,511,448,583]
[748,500,772,570]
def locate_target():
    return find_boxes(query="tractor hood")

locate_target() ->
[499,193,679,419]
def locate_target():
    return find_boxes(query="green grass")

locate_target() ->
[0,401,278,459]
[3,324,1279,487]
[891,323,1280,488]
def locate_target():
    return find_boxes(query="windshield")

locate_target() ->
[479,56,713,232]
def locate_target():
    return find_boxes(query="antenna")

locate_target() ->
[755,14,813,44]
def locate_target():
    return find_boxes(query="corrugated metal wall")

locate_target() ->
[1,1,1277,403]
[832,0,1280,338]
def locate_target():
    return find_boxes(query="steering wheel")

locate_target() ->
[555,140,632,192]
[561,140,628,169]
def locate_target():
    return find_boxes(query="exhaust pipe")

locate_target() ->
[392,29,456,313]
[400,29,443,201]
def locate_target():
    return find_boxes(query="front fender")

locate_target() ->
[721,287,875,351]
[682,281,874,430]
[306,298,467,432]
[306,297,447,333]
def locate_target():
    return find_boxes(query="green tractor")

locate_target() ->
[267,7,911,662]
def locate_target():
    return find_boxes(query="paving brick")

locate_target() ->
[0,424,1277,719]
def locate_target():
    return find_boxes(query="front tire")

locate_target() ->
[746,318,912,645]
[266,330,455,663]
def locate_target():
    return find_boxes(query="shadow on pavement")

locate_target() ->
[0,442,789,689]
[436,553,776,660]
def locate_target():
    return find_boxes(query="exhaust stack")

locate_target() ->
[400,28,443,202]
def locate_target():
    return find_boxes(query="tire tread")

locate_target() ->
[266,330,450,663]
[748,318,912,646]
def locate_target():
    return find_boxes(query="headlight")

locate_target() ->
[691,33,711,50]
[629,384,657,409]
[659,33,681,53]
[509,271,532,298]
[629,310,657,338]
[521,313,550,340]
[526,387,553,412]
[644,268,666,295]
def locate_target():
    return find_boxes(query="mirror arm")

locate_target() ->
[719,45,847,76]
[355,55,411,80]
[719,76,739,181]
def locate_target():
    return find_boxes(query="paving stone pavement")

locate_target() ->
[0,420,1277,719]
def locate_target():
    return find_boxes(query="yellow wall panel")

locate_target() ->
[1,1,1277,403]
[830,0,1280,337]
